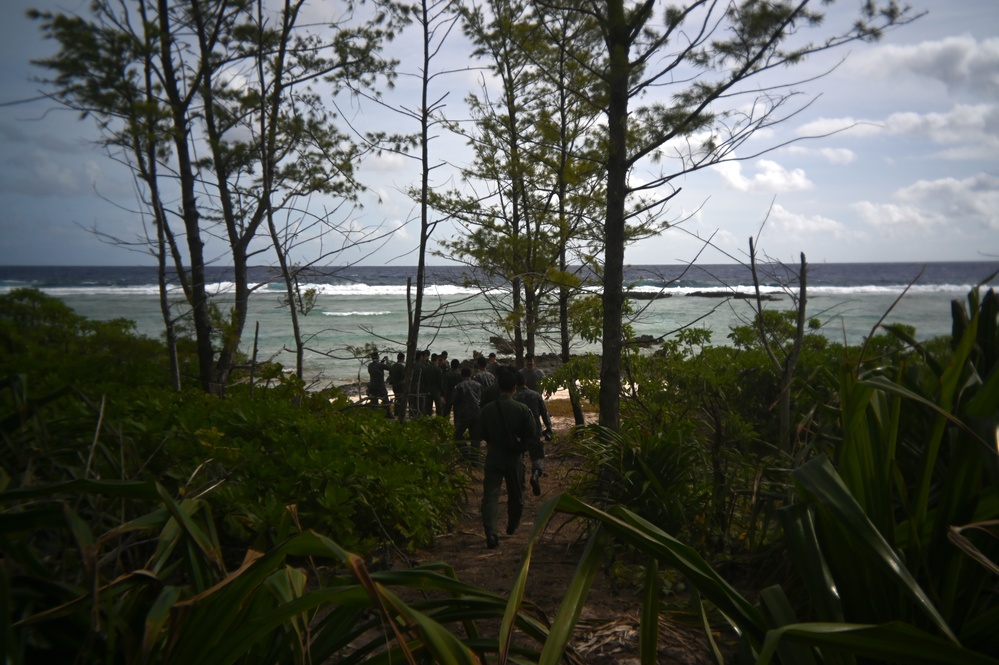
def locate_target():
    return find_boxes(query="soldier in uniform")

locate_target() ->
[389,352,406,402]
[514,372,552,495]
[366,352,391,407]
[479,367,536,549]
[448,367,482,462]
[519,353,545,392]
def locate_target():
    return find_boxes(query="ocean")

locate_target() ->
[2,262,997,388]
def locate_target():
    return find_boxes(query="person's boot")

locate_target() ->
[530,467,542,496]
[486,533,499,549]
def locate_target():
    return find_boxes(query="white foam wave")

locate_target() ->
[322,311,392,317]
[4,281,980,299]
[627,283,979,297]
[304,282,479,297]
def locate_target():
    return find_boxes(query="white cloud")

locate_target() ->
[714,159,813,193]
[853,172,999,233]
[390,217,411,241]
[882,104,999,151]
[795,117,882,138]
[786,145,856,164]
[853,201,946,235]
[898,173,999,230]
[767,204,846,236]
[850,36,999,100]
[798,104,999,158]
[367,151,409,173]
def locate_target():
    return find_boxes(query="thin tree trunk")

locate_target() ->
[598,0,632,432]
[157,0,215,394]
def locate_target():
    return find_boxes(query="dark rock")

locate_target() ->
[686,291,780,301]
[627,292,672,300]
[633,334,658,348]
[489,336,515,354]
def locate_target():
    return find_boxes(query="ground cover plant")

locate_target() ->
[3,285,997,663]
[518,285,999,663]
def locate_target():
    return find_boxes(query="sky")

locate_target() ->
[0,0,997,268]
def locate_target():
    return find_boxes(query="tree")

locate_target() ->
[534,0,920,430]
[32,0,403,395]
[436,0,606,369]
[396,0,462,418]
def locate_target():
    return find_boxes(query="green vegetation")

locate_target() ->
[4,285,997,663]
[1,289,494,663]
[530,285,999,662]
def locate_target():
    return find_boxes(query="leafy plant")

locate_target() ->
[506,286,999,663]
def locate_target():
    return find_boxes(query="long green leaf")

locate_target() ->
[142,585,182,660]
[757,622,999,665]
[639,557,660,665]
[758,586,819,665]
[498,529,533,664]
[778,504,842,624]
[539,523,605,665]
[549,494,768,646]
[793,457,958,643]
[0,479,160,503]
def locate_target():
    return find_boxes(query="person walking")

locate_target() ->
[519,353,545,392]
[473,355,496,390]
[443,358,462,415]
[514,372,552,496]
[389,352,405,401]
[479,366,536,549]
[448,366,482,463]
[366,352,391,407]
[425,352,444,415]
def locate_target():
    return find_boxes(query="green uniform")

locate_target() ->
[423,361,443,415]
[389,361,405,397]
[479,394,536,543]
[514,386,551,473]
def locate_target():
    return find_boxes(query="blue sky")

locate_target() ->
[1,0,997,267]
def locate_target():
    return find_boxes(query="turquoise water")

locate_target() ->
[46,285,974,388]
[3,262,995,387]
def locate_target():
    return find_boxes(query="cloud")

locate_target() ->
[853,201,946,235]
[854,172,999,233]
[850,36,999,100]
[390,217,411,241]
[882,104,999,151]
[785,145,856,164]
[0,148,104,197]
[767,204,846,237]
[797,104,999,158]
[714,159,813,193]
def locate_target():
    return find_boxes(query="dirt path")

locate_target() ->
[404,419,719,664]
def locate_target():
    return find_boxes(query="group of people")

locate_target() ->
[366,350,552,549]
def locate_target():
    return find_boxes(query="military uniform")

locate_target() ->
[389,359,405,399]
[514,386,551,475]
[424,360,444,415]
[449,377,482,461]
[366,358,391,405]
[473,368,496,391]
[479,394,535,547]
[519,366,545,392]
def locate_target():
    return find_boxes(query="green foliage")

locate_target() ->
[0,290,549,664]
[0,472,545,665]
[0,288,171,393]
[572,425,704,542]
[161,389,466,552]
[509,285,999,663]
[2,289,467,555]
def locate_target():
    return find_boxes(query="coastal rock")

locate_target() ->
[686,291,780,301]
[489,336,515,354]
[633,334,658,348]
[627,292,672,300]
